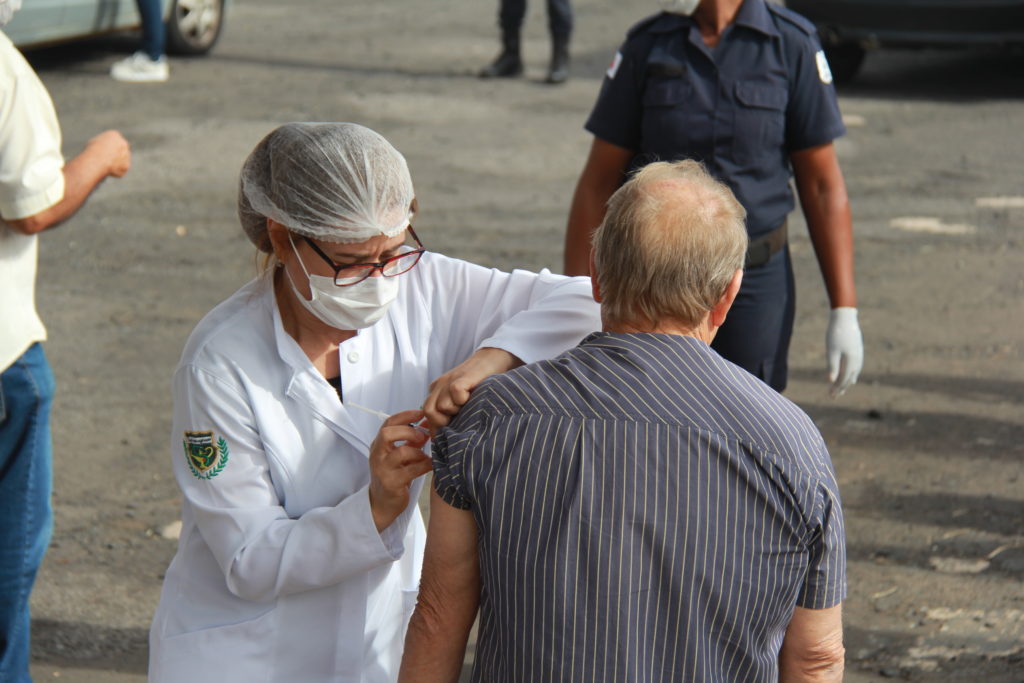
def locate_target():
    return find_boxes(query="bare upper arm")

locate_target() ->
[790,142,845,195]
[399,489,480,682]
[778,603,845,682]
[418,488,480,611]
[580,137,634,188]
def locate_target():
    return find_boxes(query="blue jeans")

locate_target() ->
[137,0,165,61]
[0,344,55,682]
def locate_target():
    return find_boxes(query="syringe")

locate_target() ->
[346,402,431,437]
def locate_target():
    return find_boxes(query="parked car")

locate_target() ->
[3,0,226,55]
[786,0,1024,83]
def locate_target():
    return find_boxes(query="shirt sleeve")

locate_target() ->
[784,32,846,153]
[417,253,600,372]
[584,39,645,151]
[796,479,847,609]
[0,42,65,220]
[431,386,494,511]
[172,362,404,603]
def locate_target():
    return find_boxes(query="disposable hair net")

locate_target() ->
[238,122,415,252]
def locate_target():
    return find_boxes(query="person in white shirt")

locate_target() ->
[147,122,601,682]
[0,2,131,678]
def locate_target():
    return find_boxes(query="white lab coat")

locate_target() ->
[148,252,600,682]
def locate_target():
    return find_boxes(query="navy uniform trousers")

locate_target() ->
[498,0,573,38]
[712,247,796,393]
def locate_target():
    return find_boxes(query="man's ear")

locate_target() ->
[588,249,602,303]
[709,269,743,329]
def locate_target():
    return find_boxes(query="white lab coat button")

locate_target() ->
[347,351,360,363]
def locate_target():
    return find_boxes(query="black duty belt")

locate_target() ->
[745,220,788,269]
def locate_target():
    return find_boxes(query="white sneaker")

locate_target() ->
[110,52,170,83]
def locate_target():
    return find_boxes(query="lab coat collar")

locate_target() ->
[264,277,373,451]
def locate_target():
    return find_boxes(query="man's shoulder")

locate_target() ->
[476,351,572,403]
[715,362,826,451]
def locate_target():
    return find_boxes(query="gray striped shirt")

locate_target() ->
[432,332,845,682]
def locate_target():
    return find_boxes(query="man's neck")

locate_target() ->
[692,0,745,46]
[604,317,715,345]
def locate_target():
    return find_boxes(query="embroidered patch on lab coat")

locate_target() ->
[607,51,623,80]
[816,50,833,84]
[183,430,230,480]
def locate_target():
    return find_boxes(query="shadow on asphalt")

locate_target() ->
[832,370,1024,404]
[842,481,1023,536]
[845,624,1024,682]
[23,37,565,85]
[794,403,1023,464]
[31,619,147,674]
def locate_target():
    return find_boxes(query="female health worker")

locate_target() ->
[148,122,600,682]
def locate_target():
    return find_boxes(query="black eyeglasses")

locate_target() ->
[301,226,425,287]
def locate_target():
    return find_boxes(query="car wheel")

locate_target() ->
[823,43,866,85]
[165,0,225,55]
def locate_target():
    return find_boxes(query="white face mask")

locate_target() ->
[659,0,700,15]
[0,0,22,26]
[284,235,399,330]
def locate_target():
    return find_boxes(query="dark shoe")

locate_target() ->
[479,50,523,78]
[546,42,569,84]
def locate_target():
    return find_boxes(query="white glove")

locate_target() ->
[826,307,863,397]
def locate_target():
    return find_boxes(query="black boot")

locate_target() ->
[480,33,523,79]
[546,35,570,84]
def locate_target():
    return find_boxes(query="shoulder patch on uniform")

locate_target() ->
[766,2,817,37]
[606,51,623,79]
[815,49,834,84]
[183,430,230,480]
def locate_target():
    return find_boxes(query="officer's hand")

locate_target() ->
[368,409,432,532]
[826,307,863,397]
[422,347,522,433]
[87,130,132,178]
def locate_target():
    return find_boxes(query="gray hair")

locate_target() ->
[592,160,748,329]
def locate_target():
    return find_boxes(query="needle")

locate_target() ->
[346,402,431,436]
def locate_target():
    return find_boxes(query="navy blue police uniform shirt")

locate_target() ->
[585,0,846,239]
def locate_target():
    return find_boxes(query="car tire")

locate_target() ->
[823,43,866,84]
[165,0,225,56]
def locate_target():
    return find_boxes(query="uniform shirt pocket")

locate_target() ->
[641,68,697,157]
[642,67,689,107]
[732,81,787,165]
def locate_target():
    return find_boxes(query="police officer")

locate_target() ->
[479,0,573,84]
[563,0,863,395]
